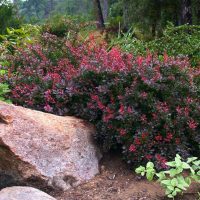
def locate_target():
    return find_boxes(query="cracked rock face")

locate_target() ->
[0,101,101,191]
[0,186,56,200]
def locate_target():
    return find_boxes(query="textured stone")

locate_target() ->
[0,186,56,200]
[0,101,101,191]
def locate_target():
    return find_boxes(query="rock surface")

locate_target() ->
[0,186,56,200]
[0,101,101,191]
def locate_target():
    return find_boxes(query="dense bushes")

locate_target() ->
[110,24,200,67]
[3,34,199,169]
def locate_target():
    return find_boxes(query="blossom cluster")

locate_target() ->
[4,33,199,169]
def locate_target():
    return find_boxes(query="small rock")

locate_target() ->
[0,186,56,200]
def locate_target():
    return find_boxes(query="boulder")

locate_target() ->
[0,101,101,191]
[0,186,56,200]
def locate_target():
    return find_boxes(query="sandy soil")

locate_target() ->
[51,153,199,200]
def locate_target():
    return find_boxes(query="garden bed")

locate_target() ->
[52,153,199,200]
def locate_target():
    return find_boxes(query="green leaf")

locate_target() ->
[187,157,197,163]
[175,157,182,167]
[193,160,200,166]
[169,169,178,177]
[161,180,171,186]
[176,154,181,159]
[175,188,182,193]
[167,185,174,191]
[185,177,191,185]
[146,162,154,168]
[146,162,154,169]
[146,171,155,181]
[171,178,177,187]
[166,161,176,167]
[141,172,145,176]
[156,172,166,180]
[167,194,174,198]
[135,166,145,174]
[182,162,191,169]
[165,189,172,195]
[172,190,177,197]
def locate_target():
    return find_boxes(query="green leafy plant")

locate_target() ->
[135,154,200,199]
[0,83,10,103]
[0,25,40,56]
[110,24,200,66]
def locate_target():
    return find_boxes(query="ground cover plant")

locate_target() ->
[135,154,200,199]
[2,33,199,169]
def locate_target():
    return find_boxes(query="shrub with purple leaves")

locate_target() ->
[3,34,200,169]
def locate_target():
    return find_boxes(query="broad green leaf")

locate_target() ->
[187,157,197,163]
[161,180,171,186]
[166,161,176,167]
[193,160,200,166]
[146,171,155,181]
[175,157,182,167]
[165,189,172,195]
[167,194,174,198]
[171,178,177,187]
[135,166,145,174]
[169,169,178,177]
[172,190,177,196]
[146,162,154,169]
[185,177,191,185]
[167,185,174,191]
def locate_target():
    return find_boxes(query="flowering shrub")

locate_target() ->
[3,34,200,168]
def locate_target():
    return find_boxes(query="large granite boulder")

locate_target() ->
[0,101,101,191]
[0,186,56,200]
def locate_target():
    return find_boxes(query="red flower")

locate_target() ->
[187,119,198,130]
[145,154,153,160]
[141,132,148,139]
[140,114,147,123]
[119,104,125,115]
[155,135,162,141]
[155,154,167,169]
[134,138,141,145]
[119,129,126,136]
[44,104,53,112]
[129,144,136,152]
[164,133,173,142]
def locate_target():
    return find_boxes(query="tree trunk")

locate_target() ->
[44,0,54,18]
[180,0,192,24]
[101,0,109,22]
[93,0,105,29]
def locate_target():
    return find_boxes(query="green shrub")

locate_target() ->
[0,1,23,34]
[0,83,10,103]
[0,24,40,56]
[110,24,200,66]
[42,15,94,40]
[135,154,200,199]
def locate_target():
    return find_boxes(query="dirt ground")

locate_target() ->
[51,153,200,200]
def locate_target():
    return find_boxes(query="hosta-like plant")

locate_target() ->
[135,154,200,199]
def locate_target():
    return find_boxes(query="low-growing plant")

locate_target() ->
[135,154,200,199]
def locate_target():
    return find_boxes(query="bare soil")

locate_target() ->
[51,153,200,200]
